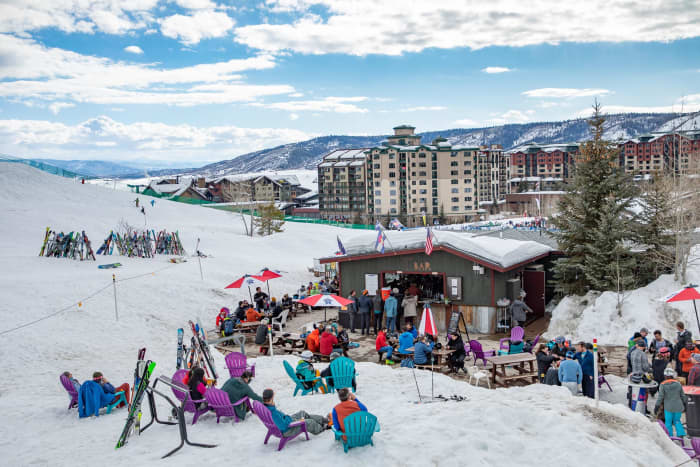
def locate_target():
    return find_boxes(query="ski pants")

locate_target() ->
[358,312,369,335]
[562,381,578,396]
[665,411,686,437]
[373,312,383,334]
[581,374,595,398]
[114,383,131,406]
[284,411,327,436]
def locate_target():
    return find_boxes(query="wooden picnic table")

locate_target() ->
[237,321,261,333]
[488,353,538,387]
[259,332,306,355]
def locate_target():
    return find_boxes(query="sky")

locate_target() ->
[0,0,699,168]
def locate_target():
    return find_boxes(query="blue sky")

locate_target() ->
[0,0,699,167]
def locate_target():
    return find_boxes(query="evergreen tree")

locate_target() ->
[637,174,675,282]
[552,103,639,295]
[254,203,285,236]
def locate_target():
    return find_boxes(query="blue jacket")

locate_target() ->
[575,351,594,376]
[408,327,418,339]
[78,380,114,418]
[398,331,415,353]
[558,359,583,384]
[265,403,293,433]
[414,341,434,365]
[384,296,398,317]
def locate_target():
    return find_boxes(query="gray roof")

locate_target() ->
[475,228,560,250]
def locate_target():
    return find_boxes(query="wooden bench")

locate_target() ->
[488,353,537,387]
[237,321,261,333]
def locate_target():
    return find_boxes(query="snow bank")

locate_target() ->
[0,164,687,466]
[547,248,700,345]
[340,229,551,269]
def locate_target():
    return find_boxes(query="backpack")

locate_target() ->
[223,318,235,336]
[255,324,268,345]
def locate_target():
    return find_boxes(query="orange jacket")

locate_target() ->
[679,348,699,374]
[246,308,263,322]
[306,329,320,353]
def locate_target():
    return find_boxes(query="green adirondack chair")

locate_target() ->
[333,411,379,453]
[283,360,323,396]
[327,356,357,393]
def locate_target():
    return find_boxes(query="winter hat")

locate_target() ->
[262,389,274,401]
[664,367,676,377]
[555,336,565,345]
[220,307,229,314]
[362,290,369,295]
[301,350,314,361]
[392,288,399,294]
[640,327,649,334]
[566,351,574,359]
[693,354,700,363]
[330,351,341,361]
[271,297,277,302]
[659,347,671,355]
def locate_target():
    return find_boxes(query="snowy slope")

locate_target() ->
[547,248,700,345]
[0,164,687,466]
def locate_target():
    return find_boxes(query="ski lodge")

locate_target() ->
[320,229,560,334]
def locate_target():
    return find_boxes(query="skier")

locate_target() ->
[372,291,383,335]
[140,206,145,215]
[535,344,559,383]
[357,290,373,336]
[384,291,398,333]
[575,341,595,398]
[150,199,155,207]
[558,352,582,395]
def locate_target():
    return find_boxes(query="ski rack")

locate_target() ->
[140,375,217,458]
[206,333,246,354]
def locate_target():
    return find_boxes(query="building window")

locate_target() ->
[375,199,381,205]
[464,170,471,175]
[464,160,471,165]
[390,190,397,196]
[464,188,472,193]
[419,162,427,167]
[451,152,458,157]
[375,190,381,196]
[451,179,458,185]
[390,199,397,205]
[389,163,396,168]
[464,196,472,201]
[450,161,458,167]
[389,172,396,178]
[374,181,380,187]
[451,188,458,193]
[389,153,396,159]
[464,205,471,210]
[390,208,397,214]
[419,153,426,158]
[451,206,459,212]
[390,181,396,187]
[419,171,427,176]
[419,189,427,194]
[411,181,416,185]
[411,162,416,167]
[451,197,458,202]
[374,164,380,169]
[450,170,458,176]
[419,180,427,185]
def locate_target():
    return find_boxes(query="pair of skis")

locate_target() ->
[115,348,156,449]
[188,320,218,382]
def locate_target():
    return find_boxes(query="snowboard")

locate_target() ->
[39,227,50,256]
[98,263,122,269]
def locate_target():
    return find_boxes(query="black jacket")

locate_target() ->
[536,351,557,380]
[447,335,466,359]
[652,357,669,385]
[269,304,283,318]
[254,291,268,309]
[235,306,247,322]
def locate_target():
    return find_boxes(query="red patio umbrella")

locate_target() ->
[298,293,353,322]
[663,284,700,334]
[225,274,262,302]
[257,268,283,296]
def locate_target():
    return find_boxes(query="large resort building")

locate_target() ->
[318,125,511,225]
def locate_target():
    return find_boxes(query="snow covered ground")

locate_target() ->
[0,163,687,466]
[547,250,700,345]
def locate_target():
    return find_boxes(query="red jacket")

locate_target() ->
[216,312,227,327]
[306,329,320,353]
[320,332,338,355]
[376,331,387,351]
[246,308,263,322]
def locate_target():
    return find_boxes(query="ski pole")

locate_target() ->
[411,366,422,402]
[112,274,119,322]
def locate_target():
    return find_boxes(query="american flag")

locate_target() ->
[425,227,434,256]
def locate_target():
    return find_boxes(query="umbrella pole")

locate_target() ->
[694,299,700,336]
[267,281,271,297]
[431,359,434,401]
[247,285,253,303]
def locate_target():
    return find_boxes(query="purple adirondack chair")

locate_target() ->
[463,342,471,359]
[657,420,696,457]
[60,374,79,409]
[469,340,496,367]
[171,369,209,424]
[225,352,256,378]
[204,387,251,423]
[499,326,525,352]
[251,400,309,451]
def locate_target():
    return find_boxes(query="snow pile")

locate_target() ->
[0,163,687,466]
[340,229,551,269]
[547,248,700,345]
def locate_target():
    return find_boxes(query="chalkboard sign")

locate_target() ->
[447,309,470,342]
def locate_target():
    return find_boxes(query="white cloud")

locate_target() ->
[250,96,368,113]
[482,66,511,74]
[0,35,292,107]
[172,0,217,9]
[487,109,536,125]
[160,10,235,45]
[124,45,144,54]
[0,115,314,163]
[0,0,159,35]
[48,102,75,115]
[576,98,700,117]
[289,113,299,120]
[237,1,700,56]
[399,106,447,112]
[523,88,612,98]
[289,92,304,98]
[454,118,480,127]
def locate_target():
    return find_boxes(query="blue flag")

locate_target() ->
[336,235,346,255]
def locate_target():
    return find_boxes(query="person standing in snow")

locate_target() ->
[372,291,383,335]
[675,322,692,375]
[678,340,699,379]
[402,293,418,326]
[357,290,373,336]
[558,351,582,395]
[262,388,328,436]
[651,347,672,393]
[687,353,700,386]
[384,291,398,334]
[509,296,532,328]
[575,341,595,398]
[655,368,688,438]
[630,340,652,374]
[551,336,568,360]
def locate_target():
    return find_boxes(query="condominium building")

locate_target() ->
[317,149,369,222]
[506,142,579,192]
[477,144,510,213]
[618,131,700,175]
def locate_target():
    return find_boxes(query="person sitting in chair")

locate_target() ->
[332,388,368,440]
[263,388,328,436]
[92,371,130,407]
[221,370,262,420]
[321,352,357,392]
[413,335,434,365]
[296,350,325,392]
[446,332,466,373]
[398,325,416,354]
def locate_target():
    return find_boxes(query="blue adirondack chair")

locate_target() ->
[498,341,525,355]
[333,411,379,453]
[327,357,357,393]
[282,360,323,396]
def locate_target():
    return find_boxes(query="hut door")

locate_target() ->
[523,270,545,317]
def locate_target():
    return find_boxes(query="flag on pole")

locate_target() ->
[390,218,405,230]
[425,227,434,256]
[336,235,346,255]
[422,213,427,226]
[375,229,386,254]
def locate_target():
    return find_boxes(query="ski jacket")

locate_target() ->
[649,338,672,356]
[332,399,367,433]
[402,295,418,318]
[536,351,557,379]
[413,341,434,365]
[246,308,263,322]
[510,299,531,323]
[652,358,670,385]
[375,331,388,351]
[373,294,383,313]
[265,403,294,433]
[688,364,700,386]
[337,330,349,346]
[630,347,651,374]
[221,377,262,419]
[78,380,114,418]
[398,331,415,354]
[558,359,582,384]
[306,329,320,353]
[346,295,358,313]
[216,312,228,327]
[447,335,466,359]
[357,296,373,314]
[296,361,316,382]
[384,296,398,317]
[655,379,687,413]
[679,348,699,374]
[575,350,594,376]
[544,367,560,385]
[320,332,338,355]
[254,292,268,310]
[676,331,692,357]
